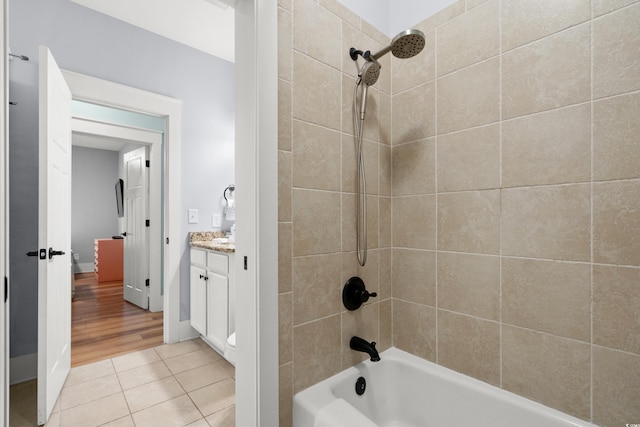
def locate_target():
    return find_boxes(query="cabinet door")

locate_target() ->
[206,271,229,351]
[190,265,207,336]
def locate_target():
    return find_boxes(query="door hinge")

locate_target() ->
[145,160,150,168]
[244,256,248,270]
[145,219,150,227]
[145,278,150,287]
[4,277,7,303]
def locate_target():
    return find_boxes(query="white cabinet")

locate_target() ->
[190,248,234,354]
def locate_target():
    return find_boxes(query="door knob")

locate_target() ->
[48,248,66,259]
[26,249,47,259]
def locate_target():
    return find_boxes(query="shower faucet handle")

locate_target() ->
[343,276,377,311]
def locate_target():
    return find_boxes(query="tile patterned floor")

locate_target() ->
[9,339,235,427]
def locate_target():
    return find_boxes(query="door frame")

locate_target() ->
[62,70,182,343]
[71,117,164,311]
[1,0,9,424]
[234,0,279,424]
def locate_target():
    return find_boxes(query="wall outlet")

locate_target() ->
[212,213,222,228]
[73,252,80,261]
[188,209,199,224]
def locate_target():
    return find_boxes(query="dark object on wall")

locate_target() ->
[115,178,124,218]
[342,276,377,310]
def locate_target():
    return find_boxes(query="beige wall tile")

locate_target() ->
[279,293,293,365]
[292,120,341,191]
[278,0,292,11]
[415,0,465,34]
[378,299,392,351]
[502,326,591,420]
[341,193,356,253]
[437,57,500,134]
[593,347,640,426]
[379,91,391,145]
[278,7,292,81]
[392,249,436,306]
[293,315,342,392]
[593,0,639,17]
[361,19,389,48]
[502,258,591,342]
[342,304,379,367]
[502,24,590,120]
[319,0,360,29]
[594,92,640,181]
[593,3,640,99]
[501,185,590,261]
[342,136,379,195]
[593,265,640,355]
[437,0,499,76]
[292,253,342,325]
[292,52,341,130]
[466,0,490,9]
[278,80,292,151]
[278,150,292,222]
[392,82,436,144]
[392,30,435,93]
[437,124,500,192]
[341,249,379,298]
[392,195,436,249]
[293,0,341,70]
[292,188,341,256]
[378,248,391,299]
[379,143,391,196]
[392,300,437,361]
[502,104,591,187]
[593,180,640,266]
[437,190,500,254]
[392,139,435,196]
[378,197,391,249]
[437,252,499,320]
[279,363,293,427]
[502,0,590,52]
[437,310,500,386]
[279,223,292,293]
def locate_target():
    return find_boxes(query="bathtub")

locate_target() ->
[293,347,596,427]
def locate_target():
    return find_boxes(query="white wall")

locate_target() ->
[71,146,120,272]
[336,0,459,36]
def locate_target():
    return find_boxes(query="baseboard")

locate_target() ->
[179,320,200,342]
[10,352,37,385]
[74,262,94,274]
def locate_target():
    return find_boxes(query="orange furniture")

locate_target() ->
[94,238,124,282]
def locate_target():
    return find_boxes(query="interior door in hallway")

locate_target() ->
[123,146,149,309]
[37,46,72,425]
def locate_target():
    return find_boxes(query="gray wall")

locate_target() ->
[71,146,120,271]
[9,0,235,358]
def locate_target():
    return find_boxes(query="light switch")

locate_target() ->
[188,209,199,224]
[212,213,222,228]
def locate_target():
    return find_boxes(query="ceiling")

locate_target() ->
[70,0,235,63]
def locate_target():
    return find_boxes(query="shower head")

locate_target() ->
[371,28,426,60]
[359,61,381,86]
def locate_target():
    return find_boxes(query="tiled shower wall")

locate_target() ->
[279,0,640,426]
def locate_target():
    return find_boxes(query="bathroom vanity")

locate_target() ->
[189,233,235,356]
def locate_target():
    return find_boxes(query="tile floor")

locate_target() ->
[9,339,235,427]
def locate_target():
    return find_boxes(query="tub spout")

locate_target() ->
[350,336,380,362]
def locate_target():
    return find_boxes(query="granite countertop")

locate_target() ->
[189,231,236,253]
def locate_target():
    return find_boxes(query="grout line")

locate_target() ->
[589,3,595,421]
[498,0,504,389]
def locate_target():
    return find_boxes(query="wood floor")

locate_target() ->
[71,273,164,367]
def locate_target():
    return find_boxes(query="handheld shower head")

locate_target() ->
[371,28,426,60]
[359,60,380,86]
[358,61,380,120]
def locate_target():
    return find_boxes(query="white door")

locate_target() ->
[37,46,72,425]
[123,146,149,309]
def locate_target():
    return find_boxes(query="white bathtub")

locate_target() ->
[293,347,596,427]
